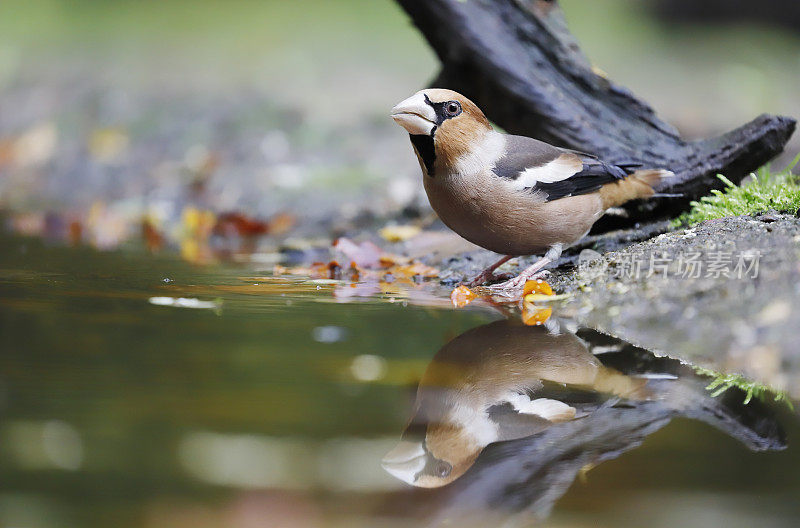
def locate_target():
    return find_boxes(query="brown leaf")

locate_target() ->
[142,218,164,252]
[214,212,270,237]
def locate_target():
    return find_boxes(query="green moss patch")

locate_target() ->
[673,155,800,227]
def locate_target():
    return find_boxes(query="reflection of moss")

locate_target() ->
[673,156,800,227]
[693,366,794,411]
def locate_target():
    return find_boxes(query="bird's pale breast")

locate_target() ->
[423,170,604,256]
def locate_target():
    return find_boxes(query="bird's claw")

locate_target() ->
[485,270,548,300]
[462,270,495,288]
[462,270,518,288]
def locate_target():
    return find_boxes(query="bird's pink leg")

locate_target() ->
[487,244,563,298]
[462,255,514,287]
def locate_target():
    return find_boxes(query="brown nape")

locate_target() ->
[599,172,659,209]
[424,89,493,170]
[420,422,481,485]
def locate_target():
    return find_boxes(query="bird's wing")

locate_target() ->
[487,403,554,441]
[493,134,630,202]
[487,381,615,442]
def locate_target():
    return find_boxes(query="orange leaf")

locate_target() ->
[450,285,476,308]
[522,304,552,326]
[523,279,553,297]
[268,212,296,235]
[389,262,439,279]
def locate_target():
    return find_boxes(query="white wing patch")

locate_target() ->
[509,153,582,191]
[506,393,576,423]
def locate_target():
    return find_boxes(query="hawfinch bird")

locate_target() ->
[391,89,673,292]
[381,319,650,488]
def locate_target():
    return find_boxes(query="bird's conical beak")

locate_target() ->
[391,93,437,136]
[381,440,427,485]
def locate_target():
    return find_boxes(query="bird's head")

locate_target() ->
[381,375,484,488]
[390,89,492,176]
[381,418,481,488]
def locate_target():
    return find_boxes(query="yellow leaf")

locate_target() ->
[523,279,553,296]
[379,224,422,242]
[522,304,552,326]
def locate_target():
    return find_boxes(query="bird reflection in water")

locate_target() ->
[381,317,786,524]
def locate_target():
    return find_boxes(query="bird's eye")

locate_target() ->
[434,461,452,478]
[445,101,461,117]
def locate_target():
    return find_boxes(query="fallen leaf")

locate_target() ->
[182,206,216,237]
[142,218,164,252]
[450,285,476,308]
[521,304,552,326]
[68,221,83,246]
[214,212,270,237]
[327,260,343,279]
[274,261,340,279]
[523,279,554,296]
[268,212,296,235]
[348,261,361,282]
[88,127,129,163]
[379,224,421,242]
[334,237,382,268]
[388,261,439,279]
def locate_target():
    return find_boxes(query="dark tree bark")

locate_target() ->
[396,0,796,225]
[655,0,800,33]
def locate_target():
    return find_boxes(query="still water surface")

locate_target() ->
[1,233,798,527]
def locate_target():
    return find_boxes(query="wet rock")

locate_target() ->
[430,213,800,398]
[558,214,800,399]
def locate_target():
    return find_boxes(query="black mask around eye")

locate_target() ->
[424,95,463,125]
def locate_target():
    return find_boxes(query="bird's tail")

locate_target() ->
[599,169,674,209]
[631,168,674,189]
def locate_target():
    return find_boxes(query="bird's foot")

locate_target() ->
[462,270,517,288]
[486,253,555,299]
[461,255,515,287]
[462,269,498,288]
[485,269,548,299]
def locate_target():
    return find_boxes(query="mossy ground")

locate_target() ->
[673,155,800,227]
